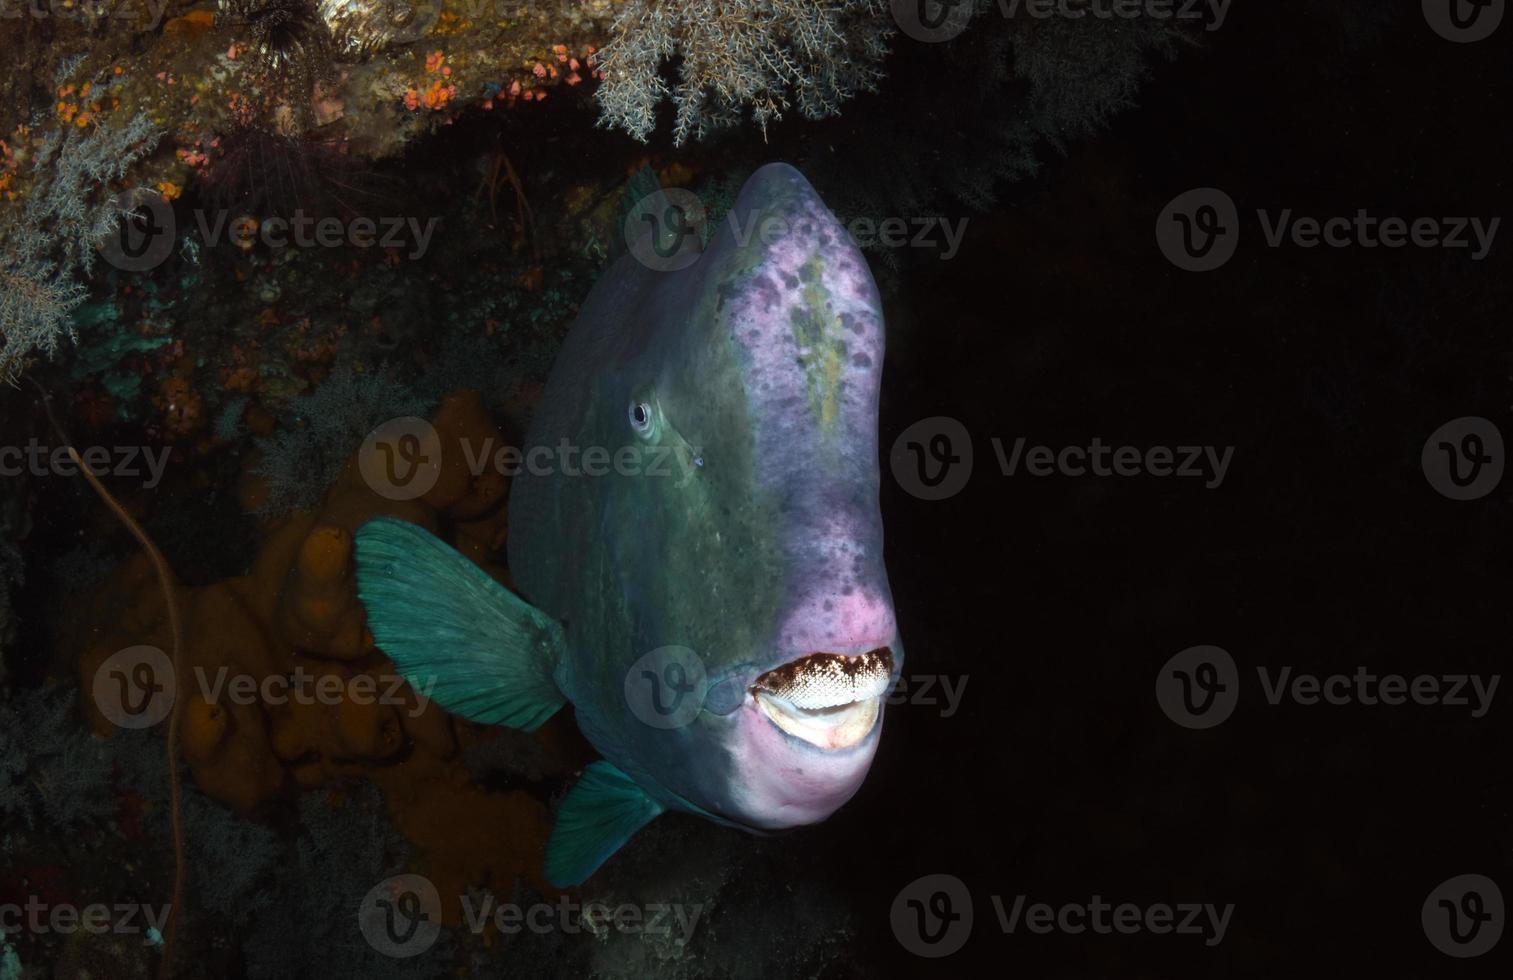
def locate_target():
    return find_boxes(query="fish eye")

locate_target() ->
[629,399,654,436]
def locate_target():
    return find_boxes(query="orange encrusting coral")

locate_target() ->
[72,390,582,922]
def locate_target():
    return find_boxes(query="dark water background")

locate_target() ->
[851,3,1512,975]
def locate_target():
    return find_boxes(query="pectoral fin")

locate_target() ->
[545,762,665,887]
[354,517,566,731]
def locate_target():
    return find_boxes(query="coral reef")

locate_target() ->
[0,688,120,833]
[240,784,451,979]
[0,99,162,380]
[68,388,575,927]
[594,0,894,144]
[251,363,435,514]
[0,688,172,974]
[0,0,620,392]
[0,1,621,204]
[0,0,1192,420]
[0,684,439,975]
[218,0,340,129]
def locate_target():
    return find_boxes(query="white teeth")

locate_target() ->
[751,648,894,710]
[755,690,880,750]
[750,648,893,749]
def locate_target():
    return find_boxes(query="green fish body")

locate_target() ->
[357,164,900,886]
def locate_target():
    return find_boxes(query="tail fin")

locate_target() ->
[354,518,566,731]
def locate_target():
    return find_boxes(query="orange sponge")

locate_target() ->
[70,389,575,900]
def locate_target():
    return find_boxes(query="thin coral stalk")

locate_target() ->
[31,378,186,979]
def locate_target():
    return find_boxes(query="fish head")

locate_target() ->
[581,163,902,831]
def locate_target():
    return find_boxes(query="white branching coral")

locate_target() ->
[0,109,162,381]
[595,0,895,145]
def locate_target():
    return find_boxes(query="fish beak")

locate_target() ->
[750,648,893,750]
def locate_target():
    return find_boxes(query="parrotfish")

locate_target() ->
[355,163,901,886]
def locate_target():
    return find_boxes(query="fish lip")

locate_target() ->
[751,688,882,751]
[748,647,893,750]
